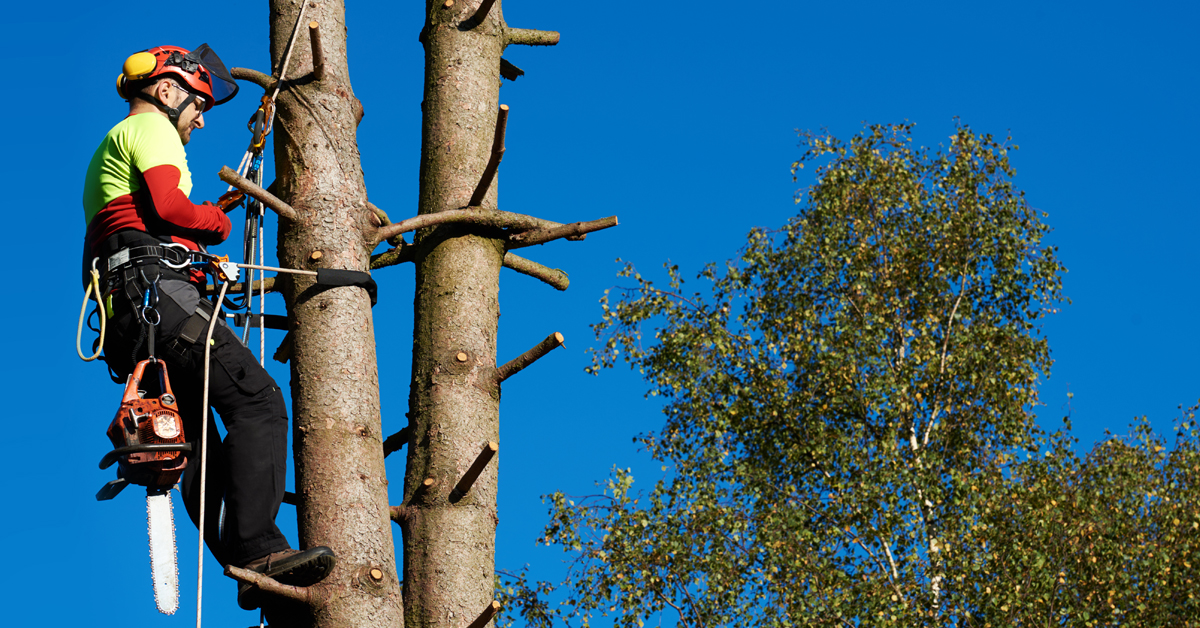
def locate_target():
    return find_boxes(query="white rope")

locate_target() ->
[196,281,230,628]
[256,164,266,366]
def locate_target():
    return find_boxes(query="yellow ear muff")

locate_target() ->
[122,51,159,81]
[116,73,128,99]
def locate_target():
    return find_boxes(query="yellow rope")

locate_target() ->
[76,267,106,361]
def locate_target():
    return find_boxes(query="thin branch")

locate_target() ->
[231,67,277,91]
[225,565,320,605]
[308,22,326,81]
[468,105,509,208]
[497,332,564,382]
[372,207,553,245]
[273,330,294,364]
[383,426,412,458]
[939,270,970,375]
[508,216,618,248]
[499,58,524,81]
[219,166,298,221]
[466,601,502,628]
[506,28,561,47]
[502,253,568,290]
[370,244,415,270]
[452,442,498,498]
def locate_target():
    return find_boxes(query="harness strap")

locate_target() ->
[105,244,192,270]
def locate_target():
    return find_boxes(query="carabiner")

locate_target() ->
[160,243,192,270]
[140,306,161,327]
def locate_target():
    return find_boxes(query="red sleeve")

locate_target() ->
[141,164,232,245]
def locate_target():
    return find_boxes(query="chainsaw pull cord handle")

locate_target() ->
[196,279,229,628]
[77,258,106,362]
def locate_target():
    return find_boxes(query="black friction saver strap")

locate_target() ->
[315,269,378,306]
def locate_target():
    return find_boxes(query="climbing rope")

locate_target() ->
[229,0,311,366]
[76,259,106,361]
[196,9,314,624]
[196,279,230,628]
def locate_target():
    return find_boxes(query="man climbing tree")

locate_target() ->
[81,43,336,612]
[80,2,612,626]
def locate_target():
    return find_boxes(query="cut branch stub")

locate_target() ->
[468,105,509,208]
[383,425,413,458]
[225,565,321,606]
[462,0,498,30]
[219,166,298,221]
[370,243,415,270]
[502,253,568,290]
[466,601,503,628]
[231,66,278,91]
[308,21,326,81]
[508,215,618,249]
[497,332,565,382]
[451,442,498,501]
[505,28,560,47]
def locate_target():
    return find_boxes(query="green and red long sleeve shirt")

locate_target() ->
[82,112,231,266]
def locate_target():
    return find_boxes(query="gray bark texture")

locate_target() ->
[236,1,581,626]
[265,0,404,626]
[401,2,507,627]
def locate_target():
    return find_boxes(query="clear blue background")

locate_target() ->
[1,1,1195,625]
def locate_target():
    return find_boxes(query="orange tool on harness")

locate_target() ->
[101,358,189,488]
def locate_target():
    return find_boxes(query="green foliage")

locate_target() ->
[497,123,1199,627]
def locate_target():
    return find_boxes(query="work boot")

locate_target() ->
[236,546,337,610]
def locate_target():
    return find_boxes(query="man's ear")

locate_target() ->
[152,79,174,104]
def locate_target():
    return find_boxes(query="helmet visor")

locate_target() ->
[189,44,239,107]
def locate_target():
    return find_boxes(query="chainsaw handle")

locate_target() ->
[121,360,149,405]
[99,442,194,470]
[123,359,179,410]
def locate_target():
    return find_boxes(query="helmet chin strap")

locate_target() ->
[133,90,197,126]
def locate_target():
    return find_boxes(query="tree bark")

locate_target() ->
[266,1,404,626]
[401,2,508,627]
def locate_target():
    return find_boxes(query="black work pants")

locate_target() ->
[104,274,291,567]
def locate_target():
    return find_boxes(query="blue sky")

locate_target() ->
[1,1,1196,626]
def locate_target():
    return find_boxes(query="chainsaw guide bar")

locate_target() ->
[147,488,179,615]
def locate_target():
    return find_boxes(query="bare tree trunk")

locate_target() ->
[220,2,594,627]
[265,1,404,625]
[400,2,507,627]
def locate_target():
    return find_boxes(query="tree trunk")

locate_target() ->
[268,0,405,625]
[401,2,507,627]
[221,1,584,626]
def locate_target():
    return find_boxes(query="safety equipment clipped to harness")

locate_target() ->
[99,358,190,490]
[96,358,191,616]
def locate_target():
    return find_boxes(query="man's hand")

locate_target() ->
[217,190,245,213]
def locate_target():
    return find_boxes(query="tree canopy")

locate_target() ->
[498,123,1200,627]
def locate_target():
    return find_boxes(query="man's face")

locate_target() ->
[165,81,205,145]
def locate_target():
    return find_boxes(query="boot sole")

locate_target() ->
[237,547,337,610]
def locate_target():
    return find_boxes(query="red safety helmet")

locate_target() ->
[116,44,239,112]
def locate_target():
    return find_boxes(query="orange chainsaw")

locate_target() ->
[96,358,191,614]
